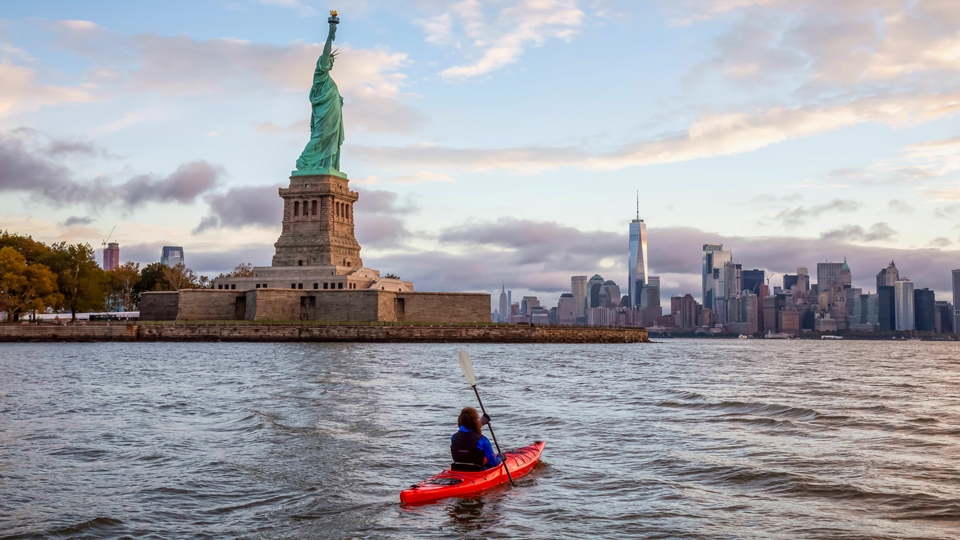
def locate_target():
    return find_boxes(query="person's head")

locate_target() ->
[323,49,339,71]
[458,406,482,432]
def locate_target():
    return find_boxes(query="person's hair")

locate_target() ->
[458,407,482,432]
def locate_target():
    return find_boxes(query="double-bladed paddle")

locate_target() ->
[458,350,515,486]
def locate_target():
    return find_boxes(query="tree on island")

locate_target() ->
[228,263,254,277]
[105,262,141,311]
[383,273,400,280]
[41,242,107,321]
[0,247,60,322]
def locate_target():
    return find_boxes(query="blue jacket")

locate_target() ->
[452,425,502,469]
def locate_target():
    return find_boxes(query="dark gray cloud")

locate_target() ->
[819,222,896,243]
[773,199,863,227]
[438,218,622,268]
[0,128,222,209]
[194,184,283,233]
[62,216,94,227]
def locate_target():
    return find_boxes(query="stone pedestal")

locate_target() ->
[272,173,363,269]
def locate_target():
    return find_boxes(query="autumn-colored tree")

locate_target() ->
[228,263,254,277]
[105,262,141,311]
[42,242,106,320]
[0,230,51,265]
[0,247,60,321]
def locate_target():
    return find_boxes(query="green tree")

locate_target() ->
[105,262,141,311]
[42,242,106,320]
[0,247,59,322]
[163,262,200,290]
[383,273,400,279]
[133,262,204,307]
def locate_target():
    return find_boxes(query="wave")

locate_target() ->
[657,399,819,420]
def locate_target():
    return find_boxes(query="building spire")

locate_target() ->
[636,190,640,221]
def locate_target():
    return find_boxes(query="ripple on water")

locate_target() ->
[1,340,959,539]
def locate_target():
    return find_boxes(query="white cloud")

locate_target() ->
[32,20,425,134]
[351,91,960,173]
[0,61,95,118]
[429,0,585,79]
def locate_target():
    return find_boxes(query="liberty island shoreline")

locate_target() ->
[0,321,649,343]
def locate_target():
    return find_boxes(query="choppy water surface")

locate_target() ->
[1,341,959,539]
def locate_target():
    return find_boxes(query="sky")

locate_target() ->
[2,0,960,309]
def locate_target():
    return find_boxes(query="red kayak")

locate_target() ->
[400,441,546,504]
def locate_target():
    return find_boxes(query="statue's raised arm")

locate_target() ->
[318,12,338,72]
[295,11,346,177]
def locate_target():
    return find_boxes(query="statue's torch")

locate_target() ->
[329,10,340,25]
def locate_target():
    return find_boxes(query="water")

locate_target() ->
[1,340,959,539]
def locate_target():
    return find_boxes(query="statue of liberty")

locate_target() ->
[294,11,345,176]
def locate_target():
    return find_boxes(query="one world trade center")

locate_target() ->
[628,199,648,310]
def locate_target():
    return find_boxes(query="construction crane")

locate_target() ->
[102,225,116,250]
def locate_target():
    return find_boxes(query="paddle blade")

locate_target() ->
[458,350,476,386]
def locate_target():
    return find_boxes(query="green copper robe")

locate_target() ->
[296,27,344,172]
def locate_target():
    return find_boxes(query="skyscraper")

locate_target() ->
[103,242,119,272]
[587,274,605,309]
[817,261,843,289]
[877,261,899,290]
[161,246,184,267]
[702,244,723,310]
[895,279,915,331]
[878,286,895,332]
[498,284,508,323]
[628,200,648,310]
[742,269,764,295]
[704,249,731,311]
[914,288,936,332]
[953,270,960,333]
[571,276,587,321]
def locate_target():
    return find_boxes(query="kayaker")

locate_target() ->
[450,407,502,471]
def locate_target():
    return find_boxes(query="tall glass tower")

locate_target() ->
[628,197,648,310]
[702,244,723,310]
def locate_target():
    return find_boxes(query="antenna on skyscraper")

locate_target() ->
[636,191,639,221]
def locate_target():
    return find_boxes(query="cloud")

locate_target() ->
[0,128,221,209]
[772,199,862,227]
[194,184,283,233]
[427,0,585,79]
[819,222,897,243]
[353,170,455,185]
[929,237,952,248]
[680,0,960,92]
[259,0,320,17]
[40,20,426,134]
[887,200,913,214]
[0,61,95,117]
[62,216,94,227]
[350,91,960,174]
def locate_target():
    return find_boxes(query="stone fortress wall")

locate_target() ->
[140,288,492,324]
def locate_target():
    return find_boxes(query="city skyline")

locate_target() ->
[2,1,960,305]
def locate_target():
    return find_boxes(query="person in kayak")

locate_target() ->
[450,407,503,472]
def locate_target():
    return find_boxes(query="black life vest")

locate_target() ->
[450,429,485,470]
